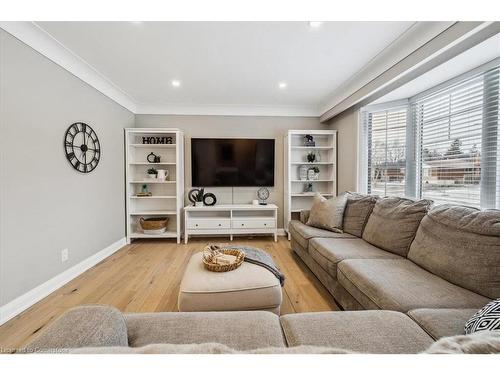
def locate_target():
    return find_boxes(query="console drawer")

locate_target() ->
[187,219,231,230]
[232,219,275,229]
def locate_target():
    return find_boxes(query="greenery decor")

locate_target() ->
[307,152,316,163]
[147,168,158,175]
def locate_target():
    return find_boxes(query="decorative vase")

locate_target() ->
[307,169,316,180]
[299,165,308,181]
[156,169,169,181]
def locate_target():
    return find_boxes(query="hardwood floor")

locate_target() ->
[0,237,338,352]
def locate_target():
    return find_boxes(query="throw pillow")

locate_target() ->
[465,298,500,334]
[342,192,378,237]
[306,192,349,233]
[362,197,433,256]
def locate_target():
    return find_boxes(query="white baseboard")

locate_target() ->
[0,237,126,326]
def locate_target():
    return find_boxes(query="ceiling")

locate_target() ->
[34,21,414,115]
[373,33,500,104]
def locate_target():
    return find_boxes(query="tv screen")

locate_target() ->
[191,138,275,187]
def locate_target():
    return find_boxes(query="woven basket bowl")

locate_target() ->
[139,217,169,230]
[202,248,245,272]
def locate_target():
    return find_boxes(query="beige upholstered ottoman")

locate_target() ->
[178,252,282,314]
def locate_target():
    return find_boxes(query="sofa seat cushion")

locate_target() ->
[408,308,478,340]
[280,310,434,353]
[362,197,433,256]
[125,311,286,350]
[308,238,400,277]
[342,193,378,237]
[337,259,490,312]
[289,220,355,249]
[408,204,500,299]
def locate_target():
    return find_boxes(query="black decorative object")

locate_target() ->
[64,122,100,173]
[142,136,173,144]
[257,187,270,205]
[203,192,217,206]
[147,152,161,163]
[304,134,315,147]
[307,152,316,163]
[188,188,205,206]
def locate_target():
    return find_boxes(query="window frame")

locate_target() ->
[359,57,500,208]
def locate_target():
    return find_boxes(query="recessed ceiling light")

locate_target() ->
[171,80,181,87]
[278,82,287,89]
[308,21,323,28]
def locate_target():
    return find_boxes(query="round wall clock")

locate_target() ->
[64,122,101,173]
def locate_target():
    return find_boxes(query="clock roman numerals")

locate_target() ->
[64,122,100,174]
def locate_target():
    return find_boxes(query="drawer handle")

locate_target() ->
[264,223,267,226]
[241,223,244,226]
[218,224,221,226]
[195,224,198,227]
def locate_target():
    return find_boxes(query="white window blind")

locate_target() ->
[364,108,407,196]
[411,64,499,208]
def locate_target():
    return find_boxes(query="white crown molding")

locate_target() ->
[319,21,455,118]
[0,22,320,118]
[136,103,320,117]
[320,21,499,122]
[0,237,126,325]
[0,21,137,113]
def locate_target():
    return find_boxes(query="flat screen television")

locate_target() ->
[191,138,275,187]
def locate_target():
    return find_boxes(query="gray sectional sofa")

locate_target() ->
[289,194,500,340]
[20,305,477,354]
[21,194,499,353]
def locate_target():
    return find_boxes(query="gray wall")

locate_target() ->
[327,107,359,193]
[0,30,134,305]
[135,115,326,227]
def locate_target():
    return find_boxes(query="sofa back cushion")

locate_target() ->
[408,205,500,299]
[362,197,433,256]
[343,193,378,237]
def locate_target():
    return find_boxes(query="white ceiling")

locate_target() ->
[34,21,414,115]
[373,33,500,104]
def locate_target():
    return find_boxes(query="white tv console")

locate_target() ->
[184,204,278,244]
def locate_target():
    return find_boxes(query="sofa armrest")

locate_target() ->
[300,210,310,224]
[23,305,128,352]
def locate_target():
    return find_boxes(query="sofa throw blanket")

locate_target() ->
[223,245,285,286]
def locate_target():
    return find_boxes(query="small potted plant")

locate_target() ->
[193,188,205,207]
[147,168,158,179]
[307,151,316,163]
[308,166,320,180]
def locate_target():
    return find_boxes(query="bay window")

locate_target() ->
[360,61,500,209]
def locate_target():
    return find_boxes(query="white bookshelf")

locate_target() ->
[125,128,184,243]
[284,130,337,239]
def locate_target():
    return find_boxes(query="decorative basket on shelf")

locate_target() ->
[202,245,245,272]
[139,217,169,234]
